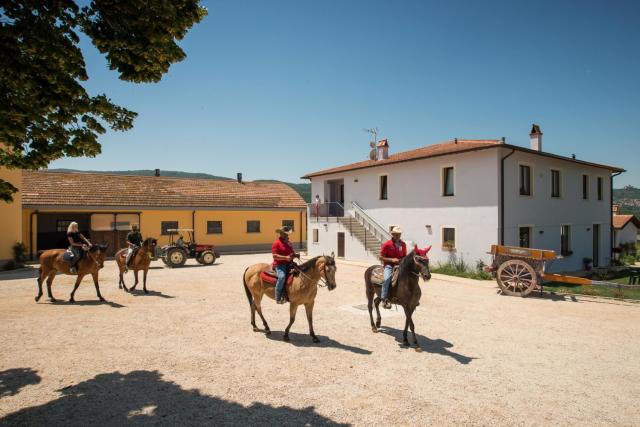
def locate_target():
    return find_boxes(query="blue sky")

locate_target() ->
[51,0,640,186]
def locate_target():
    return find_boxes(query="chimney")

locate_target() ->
[613,204,620,214]
[376,139,389,161]
[529,124,542,151]
[237,172,243,184]
[154,168,160,177]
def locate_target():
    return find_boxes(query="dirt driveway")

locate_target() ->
[1,254,639,426]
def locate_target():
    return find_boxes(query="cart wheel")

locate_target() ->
[496,259,537,297]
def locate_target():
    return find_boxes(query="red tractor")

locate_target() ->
[160,229,219,268]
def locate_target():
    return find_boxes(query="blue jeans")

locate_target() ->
[381,265,393,300]
[275,264,289,301]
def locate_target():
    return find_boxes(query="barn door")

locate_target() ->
[337,232,345,258]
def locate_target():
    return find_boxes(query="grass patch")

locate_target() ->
[431,256,493,281]
[542,269,640,300]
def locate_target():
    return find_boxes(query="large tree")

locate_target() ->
[0,0,207,201]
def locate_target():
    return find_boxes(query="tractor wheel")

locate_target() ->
[496,259,537,297]
[166,248,187,268]
[199,250,216,265]
[161,255,169,265]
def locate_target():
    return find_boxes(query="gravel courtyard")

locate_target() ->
[1,254,639,426]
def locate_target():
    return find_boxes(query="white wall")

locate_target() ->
[307,220,378,263]
[309,149,500,267]
[615,223,638,247]
[501,148,613,271]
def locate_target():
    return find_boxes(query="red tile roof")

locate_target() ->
[302,139,502,178]
[22,171,306,209]
[302,139,624,178]
[613,214,640,230]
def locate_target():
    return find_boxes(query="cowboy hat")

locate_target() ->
[276,226,293,234]
[390,226,403,234]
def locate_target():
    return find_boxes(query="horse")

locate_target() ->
[242,256,337,343]
[35,243,110,303]
[364,245,432,348]
[115,237,158,293]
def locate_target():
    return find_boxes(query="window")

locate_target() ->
[207,221,222,234]
[282,219,294,231]
[442,166,454,196]
[247,220,261,233]
[551,169,561,198]
[312,228,319,243]
[56,220,73,232]
[519,226,532,248]
[582,175,589,200]
[442,227,456,249]
[560,225,572,256]
[519,164,531,196]
[161,221,178,235]
[379,175,388,200]
[597,177,603,201]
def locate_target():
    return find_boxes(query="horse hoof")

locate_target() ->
[252,327,260,332]
[69,299,75,304]
[371,327,378,333]
[35,296,41,302]
[402,340,410,347]
[265,329,271,336]
[283,335,290,342]
[144,290,149,294]
[99,298,106,302]
[312,336,320,343]
[49,298,57,303]
[414,346,423,353]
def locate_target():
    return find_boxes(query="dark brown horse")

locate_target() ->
[36,244,109,303]
[115,237,158,293]
[242,256,337,343]
[364,246,431,348]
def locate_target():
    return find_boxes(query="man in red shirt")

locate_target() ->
[272,226,298,304]
[379,226,407,309]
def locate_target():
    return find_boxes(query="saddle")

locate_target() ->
[63,249,74,263]
[260,269,295,286]
[370,265,400,287]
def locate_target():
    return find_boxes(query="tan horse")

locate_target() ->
[115,237,158,293]
[35,244,109,303]
[242,256,337,343]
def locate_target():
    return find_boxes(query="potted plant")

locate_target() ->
[583,257,593,271]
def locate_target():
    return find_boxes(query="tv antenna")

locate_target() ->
[364,127,379,160]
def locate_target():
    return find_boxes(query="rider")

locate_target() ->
[176,235,185,247]
[124,224,143,273]
[67,221,92,273]
[379,226,407,309]
[272,226,298,304]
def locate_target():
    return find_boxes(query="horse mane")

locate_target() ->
[297,256,321,272]
[397,250,417,283]
[143,237,156,246]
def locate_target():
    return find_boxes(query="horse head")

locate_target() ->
[143,237,158,254]
[88,242,109,269]
[413,245,432,281]
[321,255,337,290]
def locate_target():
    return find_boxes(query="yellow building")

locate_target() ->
[0,167,22,263]
[22,171,307,259]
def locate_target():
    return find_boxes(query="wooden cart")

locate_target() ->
[487,244,640,297]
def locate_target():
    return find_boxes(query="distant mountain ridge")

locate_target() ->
[47,168,312,202]
[613,185,640,218]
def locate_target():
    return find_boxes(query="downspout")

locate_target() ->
[192,210,196,238]
[500,148,516,245]
[299,209,303,251]
[610,171,622,264]
[29,210,38,260]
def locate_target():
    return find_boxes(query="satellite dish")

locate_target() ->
[369,149,376,160]
[369,141,375,148]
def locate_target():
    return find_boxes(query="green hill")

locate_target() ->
[48,169,312,202]
[613,185,640,218]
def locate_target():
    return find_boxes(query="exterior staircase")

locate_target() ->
[338,201,392,256]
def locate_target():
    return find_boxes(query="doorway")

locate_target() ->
[592,224,600,267]
[337,232,345,258]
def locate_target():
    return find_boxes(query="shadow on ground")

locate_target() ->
[126,289,175,299]
[266,331,372,355]
[39,299,125,309]
[0,370,348,426]
[0,368,41,398]
[381,327,476,364]
[0,267,40,281]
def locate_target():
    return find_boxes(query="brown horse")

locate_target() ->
[115,237,158,293]
[242,256,337,343]
[364,246,431,348]
[35,244,109,303]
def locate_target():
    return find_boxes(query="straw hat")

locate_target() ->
[276,226,293,235]
[390,226,403,235]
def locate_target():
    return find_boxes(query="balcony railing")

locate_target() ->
[308,202,344,221]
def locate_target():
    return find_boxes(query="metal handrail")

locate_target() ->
[307,202,344,221]
[351,201,391,243]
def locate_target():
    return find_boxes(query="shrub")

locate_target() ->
[12,242,27,267]
[431,255,492,280]
[620,254,637,266]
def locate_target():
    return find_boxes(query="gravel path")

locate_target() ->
[1,254,639,426]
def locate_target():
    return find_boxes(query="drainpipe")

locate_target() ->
[610,171,622,264]
[29,210,38,260]
[192,210,196,239]
[500,148,516,245]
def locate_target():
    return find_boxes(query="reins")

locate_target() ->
[291,260,330,288]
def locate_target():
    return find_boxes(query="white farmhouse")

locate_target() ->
[303,125,625,272]
[613,208,640,247]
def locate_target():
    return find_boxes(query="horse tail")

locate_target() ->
[242,267,254,307]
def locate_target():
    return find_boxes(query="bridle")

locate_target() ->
[291,258,334,288]
[86,248,102,268]
[411,254,430,279]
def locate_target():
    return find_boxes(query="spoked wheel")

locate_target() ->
[496,259,537,297]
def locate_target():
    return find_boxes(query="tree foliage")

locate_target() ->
[0,0,207,201]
